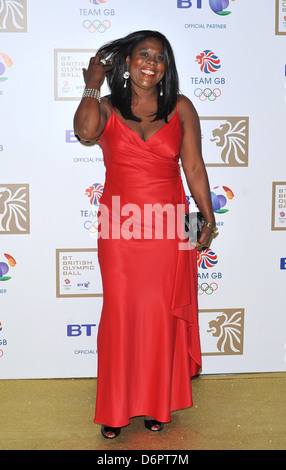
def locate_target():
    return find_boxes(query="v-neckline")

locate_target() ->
[112,109,178,143]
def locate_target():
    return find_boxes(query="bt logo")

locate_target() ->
[0,253,16,281]
[66,130,80,143]
[187,186,234,213]
[280,258,286,270]
[177,0,236,15]
[211,186,234,214]
[0,53,13,83]
[67,324,97,337]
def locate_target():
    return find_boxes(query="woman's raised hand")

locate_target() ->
[82,54,111,89]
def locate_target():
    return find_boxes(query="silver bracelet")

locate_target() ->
[82,88,101,102]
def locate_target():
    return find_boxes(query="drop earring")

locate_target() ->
[160,81,163,97]
[123,70,130,88]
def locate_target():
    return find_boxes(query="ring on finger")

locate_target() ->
[100,59,106,65]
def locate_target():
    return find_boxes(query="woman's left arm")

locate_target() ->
[178,95,216,249]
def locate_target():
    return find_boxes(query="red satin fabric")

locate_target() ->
[94,108,201,427]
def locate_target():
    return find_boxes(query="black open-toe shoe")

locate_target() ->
[144,419,164,432]
[101,425,121,439]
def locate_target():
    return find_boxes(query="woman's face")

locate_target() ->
[126,37,166,92]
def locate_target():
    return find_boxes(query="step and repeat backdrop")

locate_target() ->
[1,0,286,379]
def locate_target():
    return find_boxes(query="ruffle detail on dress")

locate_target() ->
[170,247,201,376]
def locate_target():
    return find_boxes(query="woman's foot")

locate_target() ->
[144,417,164,432]
[101,425,121,439]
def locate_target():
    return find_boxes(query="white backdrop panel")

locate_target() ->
[1,0,286,379]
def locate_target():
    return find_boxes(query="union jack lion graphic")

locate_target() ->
[0,184,30,234]
[85,183,104,206]
[0,0,26,31]
[211,118,248,166]
[206,309,244,355]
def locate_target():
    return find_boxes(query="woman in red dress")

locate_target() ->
[74,31,216,439]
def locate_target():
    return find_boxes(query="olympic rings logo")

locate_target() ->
[194,88,221,101]
[83,19,111,33]
[84,220,98,234]
[198,282,218,295]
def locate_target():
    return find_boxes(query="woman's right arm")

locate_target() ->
[73,54,111,141]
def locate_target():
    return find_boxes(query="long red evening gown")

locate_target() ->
[94,106,201,428]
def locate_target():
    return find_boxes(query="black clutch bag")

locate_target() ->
[184,212,205,243]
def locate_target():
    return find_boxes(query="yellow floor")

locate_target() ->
[1,373,286,450]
